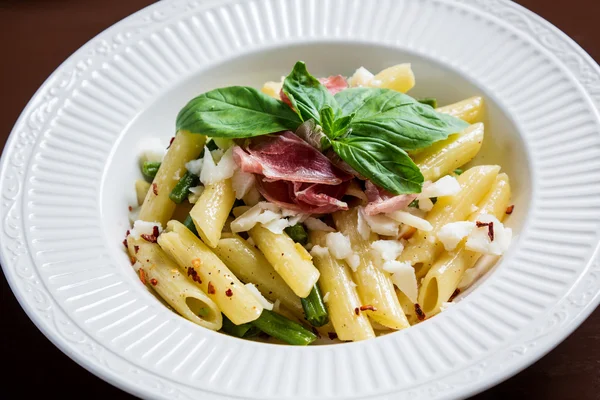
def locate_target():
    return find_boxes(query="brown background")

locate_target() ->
[0,0,598,399]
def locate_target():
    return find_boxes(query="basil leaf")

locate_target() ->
[319,106,336,137]
[335,88,468,150]
[176,86,301,137]
[283,61,338,122]
[418,97,438,108]
[331,136,423,194]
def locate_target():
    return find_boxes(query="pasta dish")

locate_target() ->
[124,62,514,344]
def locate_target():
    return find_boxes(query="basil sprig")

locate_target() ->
[176,86,301,137]
[175,61,469,194]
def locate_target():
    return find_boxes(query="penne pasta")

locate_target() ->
[249,224,320,298]
[135,179,151,206]
[414,123,484,182]
[157,220,263,325]
[213,234,304,318]
[436,96,484,124]
[333,209,410,330]
[138,130,206,226]
[371,63,415,93]
[399,165,500,278]
[310,231,376,341]
[189,179,235,247]
[419,173,511,316]
[127,237,222,330]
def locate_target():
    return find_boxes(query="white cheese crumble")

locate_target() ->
[465,214,512,255]
[322,292,330,303]
[360,207,399,236]
[231,170,255,199]
[348,66,374,87]
[263,218,290,234]
[304,217,335,232]
[185,158,204,176]
[387,210,432,232]
[382,260,418,303]
[419,175,461,198]
[230,202,281,233]
[130,220,163,239]
[325,232,353,259]
[437,221,476,250]
[200,146,237,185]
[310,245,330,258]
[371,239,404,261]
[245,283,273,310]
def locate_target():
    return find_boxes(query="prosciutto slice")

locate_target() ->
[257,178,350,214]
[233,132,352,184]
[364,180,418,215]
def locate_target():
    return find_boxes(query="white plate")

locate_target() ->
[1,0,599,399]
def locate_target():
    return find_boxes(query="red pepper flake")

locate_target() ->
[150,278,158,286]
[141,233,157,243]
[130,256,136,265]
[359,305,377,312]
[126,230,130,237]
[152,183,158,196]
[122,238,128,249]
[475,221,494,242]
[354,307,360,315]
[139,269,147,285]
[449,288,461,302]
[134,245,139,254]
[225,288,233,297]
[505,205,514,215]
[152,225,160,238]
[187,267,202,284]
[415,303,426,321]
[207,281,216,294]
[128,205,133,212]
[167,136,175,149]
[328,332,338,340]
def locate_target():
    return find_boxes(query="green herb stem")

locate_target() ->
[252,310,317,345]
[301,284,329,327]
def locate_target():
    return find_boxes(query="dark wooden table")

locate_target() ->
[1,1,598,399]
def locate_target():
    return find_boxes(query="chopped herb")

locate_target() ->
[453,168,463,175]
[284,224,309,246]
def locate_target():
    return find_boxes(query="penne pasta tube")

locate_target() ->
[190,179,235,247]
[138,130,206,226]
[249,224,320,298]
[310,231,376,341]
[135,179,151,206]
[419,173,511,316]
[414,123,484,182]
[371,63,415,93]
[213,234,304,318]
[127,237,222,330]
[333,209,410,330]
[157,220,263,325]
[436,96,484,124]
[399,165,500,278]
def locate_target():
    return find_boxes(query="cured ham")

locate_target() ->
[257,179,349,214]
[364,180,417,215]
[233,131,352,214]
[233,132,352,184]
